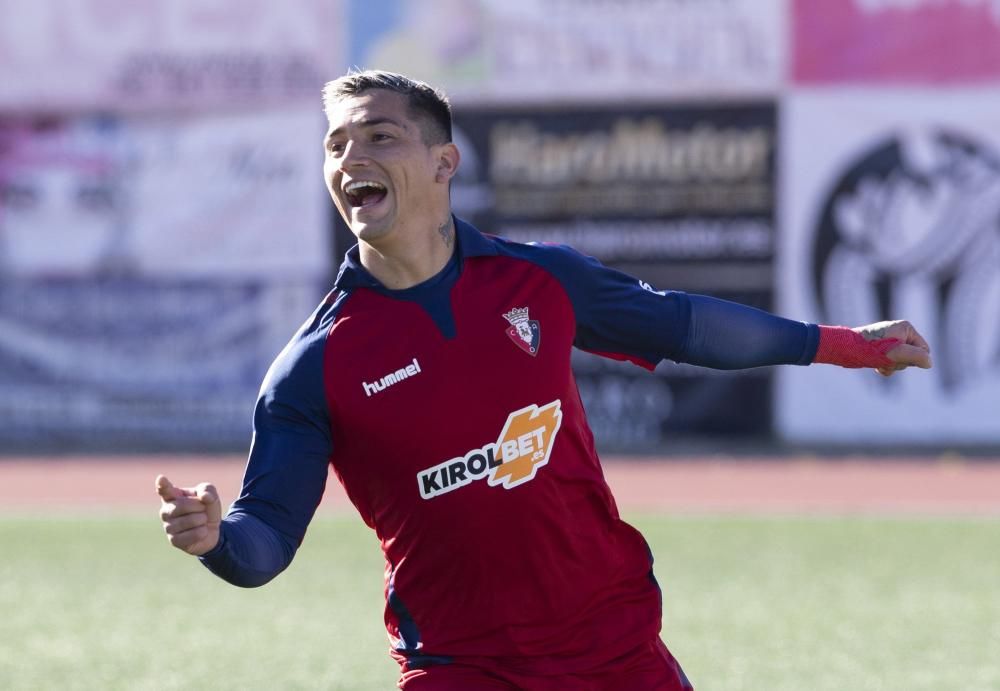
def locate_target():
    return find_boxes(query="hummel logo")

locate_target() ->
[363,357,422,397]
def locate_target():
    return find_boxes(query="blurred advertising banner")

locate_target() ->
[793,0,1000,84]
[347,0,786,101]
[777,90,1000,444]
[0,0,344,111]
[0,110,330,450]
[452,104,777,448]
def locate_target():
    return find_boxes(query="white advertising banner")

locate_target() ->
[0,109,330,449]
[347,0,787,101]
[777,90,1000,443]
[0,0,344,110]
[1,109,329,278]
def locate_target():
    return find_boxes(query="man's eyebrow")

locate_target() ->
[325,117,406,140]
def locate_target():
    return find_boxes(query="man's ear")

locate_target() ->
[435,142,461,183]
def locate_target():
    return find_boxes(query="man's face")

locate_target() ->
[323,89,445,244]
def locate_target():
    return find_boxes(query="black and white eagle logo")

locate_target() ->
[811,128,1000,393]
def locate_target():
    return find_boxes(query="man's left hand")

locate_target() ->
[854,320,932,376]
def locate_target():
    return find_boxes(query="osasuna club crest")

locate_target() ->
[503,306,540,356]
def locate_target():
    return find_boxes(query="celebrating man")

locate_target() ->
[157,70,931,690]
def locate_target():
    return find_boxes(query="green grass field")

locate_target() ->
[2,514,998,691]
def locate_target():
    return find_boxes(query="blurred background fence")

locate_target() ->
[1,0,998,454]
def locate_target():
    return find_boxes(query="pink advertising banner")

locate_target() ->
[794,0,1000,84]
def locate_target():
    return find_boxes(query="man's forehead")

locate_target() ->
[326,90,414,132]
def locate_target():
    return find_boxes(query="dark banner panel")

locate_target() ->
[0,278,298,450]
[450,104,777,449]
[450,104,776,449]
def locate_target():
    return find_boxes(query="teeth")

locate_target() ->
[345,180,386,193]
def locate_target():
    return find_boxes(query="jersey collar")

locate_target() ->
[333,215,498,290]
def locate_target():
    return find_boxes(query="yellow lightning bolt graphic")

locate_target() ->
[489,400,562,488]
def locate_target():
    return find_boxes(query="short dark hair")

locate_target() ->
[322,70,453,145]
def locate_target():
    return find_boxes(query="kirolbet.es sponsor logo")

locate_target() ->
[417,400,563,499]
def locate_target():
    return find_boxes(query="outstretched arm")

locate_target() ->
[521,244,822,369]
[678,295,932,374]
[502,241,932,375]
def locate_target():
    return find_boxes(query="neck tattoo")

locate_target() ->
[438,220,454,249]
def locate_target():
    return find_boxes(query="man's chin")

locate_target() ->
[351,218,393,244]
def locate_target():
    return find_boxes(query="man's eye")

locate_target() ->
[328,142,344,154]
[372,133,392,142]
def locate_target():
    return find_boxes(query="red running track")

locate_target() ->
[2,455,999,516]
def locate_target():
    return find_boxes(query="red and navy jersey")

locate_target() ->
[201,217,819,674]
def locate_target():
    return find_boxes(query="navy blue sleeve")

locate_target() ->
[199,298,338,587]
[508,242,819,369]
[681,294,819,369]
[199,512,297,588]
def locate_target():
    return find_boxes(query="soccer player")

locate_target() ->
[156,71,932,690]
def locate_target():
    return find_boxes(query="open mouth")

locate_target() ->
[344,180,388,209]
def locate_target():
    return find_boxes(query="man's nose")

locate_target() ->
[340,141,370,168]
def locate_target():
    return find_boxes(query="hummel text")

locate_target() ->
[363,358,421,397]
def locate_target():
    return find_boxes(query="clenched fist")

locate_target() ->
[854,320,932,377]
[156,475,222,556]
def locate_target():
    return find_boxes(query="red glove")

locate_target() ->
[814,325,899,369]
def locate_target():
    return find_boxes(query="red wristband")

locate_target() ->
[814,325,899,369]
